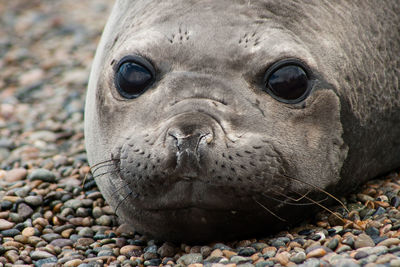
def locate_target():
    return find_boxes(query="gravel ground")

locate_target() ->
[1,1,400,267]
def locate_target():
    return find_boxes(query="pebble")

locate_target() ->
[24,195,43,206]
[5,168,27,182]
[27,169,56,182]
[354,233,375,248]
[290,252,306,264]
[50,238,74,247]
[177,253,203,265]
[0,218,15,230]
[377,238,400,247]
[18,203,34,219]
[30,250,55,260]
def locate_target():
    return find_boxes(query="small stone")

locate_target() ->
[144,258,162,266]
[5,168,27,182]
[41,233,61,242]
[390,259,400,267]
[22,227,37,237]
[238,247,256,257]
[290,252,306,264]
[98,250,114,257]
[157,242,176,258]
[0,219,15,230]
[341,235,355,248]
[18,203,34,218]
[230,255,251,264]
[34,257,58,266]
[274,252,290,265]
[116,223,135,236]
[30,250,55,260]
[28,169,56,182]
[0,228,21,237]
[64,199,83,210]
[24,195,43,206]
[200,246,212,258]
[354,233,375,249]
[120,245,142,256]
[92,206,103,218]
[177,253,203,265]
[365,227,380,238]
[209,249,223,258]
[377,238,400,247]
[223,249,237,259]
[5,250,19,263]
[78,227,94,237]
[306,248,326,258]
[96,215,112,226]
[354,251,369,260]
[326,238,339,250]
[64,259,83,267]
[49,238,73,247]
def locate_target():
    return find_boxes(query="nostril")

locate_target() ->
[167,126,214,153]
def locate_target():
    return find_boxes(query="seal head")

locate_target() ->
[85,0,400,241]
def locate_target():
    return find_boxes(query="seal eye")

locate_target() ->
[264,60,311,103]
[115,56,155,99]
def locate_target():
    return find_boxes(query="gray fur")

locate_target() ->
[85,0,400,241]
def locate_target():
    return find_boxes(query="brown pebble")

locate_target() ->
[2,241,24,249]
[306,248,326,258]
[262,246,277,255]
[33,218,49,228]
[14,235,28,244]
[250,253,260,262]
[61,228,74,238]
[222,249,237,259]
[64,259,83,267]
[0,211,9,219]
[0,219,15,230]
[116,223,135,236]
[188,264,203,267]
[209,249,223,258]
[2,196,20,203]
[82,217,93,226]
[375,201,390,208]
[274,251,290,265]
[377,238,400,247]
[120,245,142,256]
[4,250,19,263]
[5,168,27,182]
[22,227,36,237]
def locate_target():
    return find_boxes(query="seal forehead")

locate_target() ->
[109,0,317,77]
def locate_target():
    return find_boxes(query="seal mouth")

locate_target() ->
[131,179,252,212]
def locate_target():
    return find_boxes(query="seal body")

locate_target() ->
[85,0,400,241]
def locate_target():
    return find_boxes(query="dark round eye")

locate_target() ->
[264,60,311,103]
[115,56,155,99]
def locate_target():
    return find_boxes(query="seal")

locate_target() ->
[85,0,400,242]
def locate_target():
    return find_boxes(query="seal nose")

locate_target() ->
[167,123,213,173]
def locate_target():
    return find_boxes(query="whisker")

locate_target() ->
[262,192,328,206]
[303,195,344,223]
[89,158,120,171]
[91,170,119,179]
[111,182,132,197]
[115,191,136,214]
[82,158,121,188]
[281,174,349,213]
[91,163,117,175]
[253,197,286,222]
